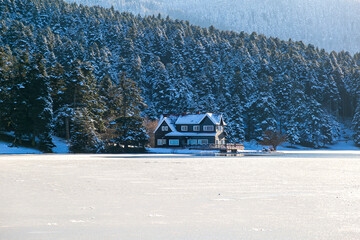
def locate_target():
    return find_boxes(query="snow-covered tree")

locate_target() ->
[353,103,360,146]
[26,54,54,152]
[70,109,101,153]
[111,74,148,150]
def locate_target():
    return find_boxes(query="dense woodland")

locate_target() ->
[0,0,360,152]
[67,0,360,54]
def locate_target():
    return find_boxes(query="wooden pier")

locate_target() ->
[189,143,244,153]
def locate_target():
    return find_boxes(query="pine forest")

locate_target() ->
[1,0,360,152]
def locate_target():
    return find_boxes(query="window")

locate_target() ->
[187,139,198,145]
[203,125,214,131]
[198,139,208,145]
[169,139,179,146]
[221,139,225,144]
[193,125,200,131]
[161,126,169,131]
[181,125,188,131]
[157,139,166,145]
[217,126,224,131]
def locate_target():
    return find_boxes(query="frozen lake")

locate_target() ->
[1,152,360,240]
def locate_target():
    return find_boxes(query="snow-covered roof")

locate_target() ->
[153,115,177,133]
[154,113,226,133]
[175,114,205,124]
[209,113,225,125]
[175,113,226,125]
[165,132,217,137]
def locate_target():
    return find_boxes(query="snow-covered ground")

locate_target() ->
[244,139,360,152]
[52,137,70,153]
[1,132,358,154]
[148,140,360,154]
[0,141,42,154]
[1,153,360,240]
[0,136,69,154]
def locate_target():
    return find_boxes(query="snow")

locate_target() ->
[0,137,70,154]
[153,116,177,133]
[243,139,360,152]
[154,113,224,136]
[175,113,223,125]
[0,141,41,154]
[175,114,206,124]
[1,153,360,240]
[52,136,70,153]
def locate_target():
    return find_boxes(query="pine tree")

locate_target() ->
[148,59,173,114]
[352,79,360,146]
[286,80,307,145]
[69,109,100,153]
[49,63,66,112]
[272,74,292,131]
[60,59,105,140]
[1,0,360,149]
[112,73,148,151]
[11,51,32,144]
[246,75,277,141]
[26,54,54,152]
[353,103,360,146]
[288,97,339,148]
[0,46,14,131]
[226,94,245,143]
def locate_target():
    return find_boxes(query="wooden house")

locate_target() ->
[154,113,227,147]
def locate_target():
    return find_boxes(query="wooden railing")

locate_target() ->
[187,143,244,151]
[209,143,244,150]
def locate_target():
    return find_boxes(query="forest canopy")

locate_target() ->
[0,0,360,151]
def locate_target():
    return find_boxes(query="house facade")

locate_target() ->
[154,113,227,147]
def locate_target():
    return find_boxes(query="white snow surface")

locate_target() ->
[0,141,41,154]
[52,137,70,153]
[243,139,360,152]
[1,153,360,240]
[0,137,69,154]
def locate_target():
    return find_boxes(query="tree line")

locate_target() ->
[0,48,147,152]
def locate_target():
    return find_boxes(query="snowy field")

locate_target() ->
[1,153,360,240]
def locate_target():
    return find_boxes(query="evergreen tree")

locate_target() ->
[10,51,32,144]
[0,46,14,131]
[1,0,360,150]
[69,109,100,153]
[26,54,54,152]
[148,59,173,114]
[58,59,105,141]
[112,73,148,151]
[246,75,277,141]
[49,62,66,112]
[353,103,360,146]
[226,94,245,143]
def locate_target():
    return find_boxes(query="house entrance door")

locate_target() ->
[181,138,187,147]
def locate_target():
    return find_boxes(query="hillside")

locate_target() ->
[1,0,360,152]
[66,0,360,53]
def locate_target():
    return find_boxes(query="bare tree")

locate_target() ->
[143,118,159,148]
[259,130,287,151]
